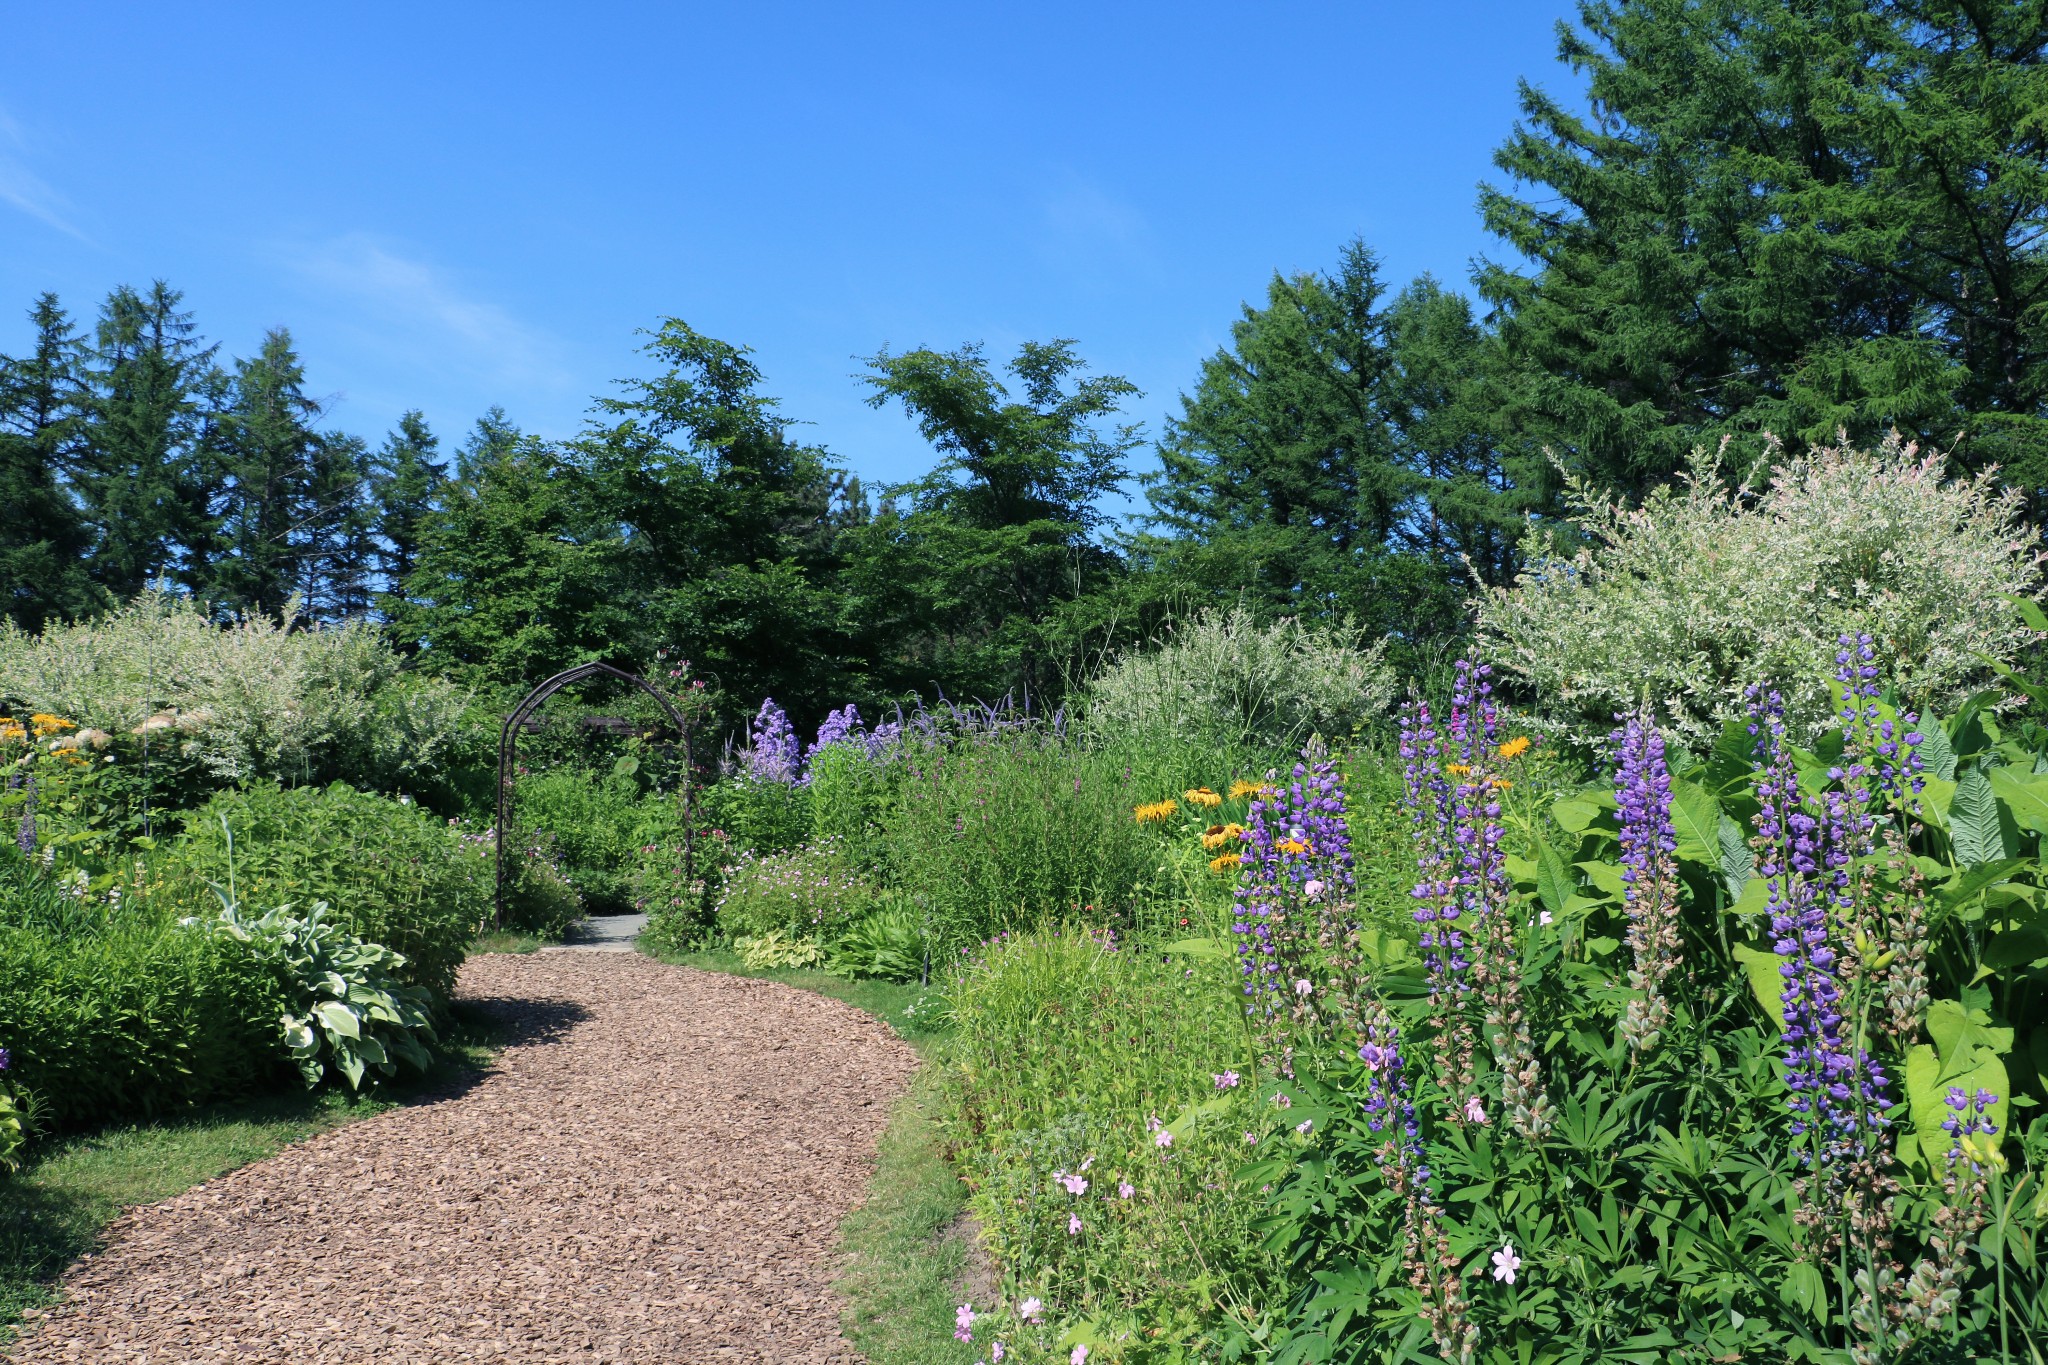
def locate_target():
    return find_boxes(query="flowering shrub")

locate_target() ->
[1477,436,2044,746]
[0,1046,24,1173]
[1082,606,1395,755]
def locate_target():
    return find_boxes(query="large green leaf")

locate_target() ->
[1576,860,1627,900]
[1730,944,1788,1029]
[1938,858,2030,912]
[1924,997,2014,1064]
[1989,766,2048,836]
[1913,719,1957,783]
[1164,937,1229,960]
[1948,767,2015,864]
[2032,1028,2048,1096]
[1984,924,2048,969]
[1668,779,1722,867]
[313,1000,362,1040]
[1553,797,1601,834]
[1904,1043,2011,1175]
[1717,813,1752,904]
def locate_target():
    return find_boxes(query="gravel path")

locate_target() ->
[6,953,920,1364]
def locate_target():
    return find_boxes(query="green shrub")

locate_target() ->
[166,784,488,1001]
[0,852,286,1131]
[714,835,879,941]
[499,835,583,939]
[631,835,709,949]
[699,774,811,855]
[733,929,826,969]
[512,769,682,915]
[883,729,1170,949]
[808,743,893,869]
[1081,605,1394,755]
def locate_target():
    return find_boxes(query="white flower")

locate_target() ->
[1539,910,1554,926]
[1018,1297,1043,1322]
[1295,1119,1313,1135]
[1293,978,1313,997]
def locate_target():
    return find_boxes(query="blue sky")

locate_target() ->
[0,2,1580,496]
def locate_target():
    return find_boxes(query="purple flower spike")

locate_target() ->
[743,698,801,784]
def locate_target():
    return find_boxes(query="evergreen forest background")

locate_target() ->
[6,0,2045,737]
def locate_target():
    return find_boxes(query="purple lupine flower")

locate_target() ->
[0,1046,10,1071]
[1614,705,1680,1052]
[1228,757,1351,1074]
[1749,686,1893,1163]
[1941,1086,2001,1167]
[743,698,801,784]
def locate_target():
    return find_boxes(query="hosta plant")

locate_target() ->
[211,897,437,1090]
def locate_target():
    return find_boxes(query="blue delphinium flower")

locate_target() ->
[744,698,801,785]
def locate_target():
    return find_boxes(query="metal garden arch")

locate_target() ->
[495,662,693,926]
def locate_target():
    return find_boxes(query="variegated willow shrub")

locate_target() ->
[1477,436,2044,748]
[1241,646,2047,1364]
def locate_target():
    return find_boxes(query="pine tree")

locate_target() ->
[301,432,378,620]
[0,293,99,628]
[1479,0,2048,501]
[206,329,326,613]
[77,282,221,598]
[369,410,445,610]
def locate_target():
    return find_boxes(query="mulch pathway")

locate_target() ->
[6,953,920,1364]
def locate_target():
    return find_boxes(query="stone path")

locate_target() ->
[5,953,919,1364]
[552,913,649,953]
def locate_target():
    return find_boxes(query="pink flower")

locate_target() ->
[1303,879,1325,900]
[1464,1096,1488,1124]
[1068,1213,1083,1235]
[1078,1155,1093,1172]
[1491,1241,1521,1284]
[1271,1091,1292,1110]
[1293,977,1314,996]
[1018,1297,1043,1322]
[1295,1119,1313,1135]
[1117,1181,1134,1199]
[992,1344,1005,1363]
[1059,1173,1088,1196]
[1539,910,1554,926]
[955,1302,975,1343]
[1071,1347,1089,1365]
[1153,1128,1174,1149]
[1213,1070,1241,1089]
[1242,1130,1257,1144]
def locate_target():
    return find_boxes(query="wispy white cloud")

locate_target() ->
[1036,173,1157,278]
[279,234,572,394]
[0,106,87,239]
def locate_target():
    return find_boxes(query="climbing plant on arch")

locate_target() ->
[495,662,695,927]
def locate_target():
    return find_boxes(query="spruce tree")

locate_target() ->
[1479,0,2048,500]
[77,282,221,598]
[207,329,326,613]
[369,410,445,610]
[0,293,99,628]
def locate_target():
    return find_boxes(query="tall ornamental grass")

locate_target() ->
[1478,436,2044,746]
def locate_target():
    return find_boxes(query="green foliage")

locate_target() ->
[732,929,827,970]
[699,774,811,856]
[882,725,1201,950]
[168,783,489,1000]
[0,1088,23,1175]
[210,897,437,1090]
[807,741,891,868]
[825,907,926,983]
[941,927,1280,1356]
[1478,0,2048,503]
[1081,606,1394,756]
[846,338,1140,701]
[513,768,652,915]
[0,851,286,1131]
[1479,438,2044,747]
[499,833,583,940]
[1144,244,1533,639]
[715,835,879,942]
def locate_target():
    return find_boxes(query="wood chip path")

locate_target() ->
[7,953,920,1363]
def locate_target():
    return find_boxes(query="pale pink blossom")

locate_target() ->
[1058,1172,1088,1196]
[1295,1118,1313,1135]
[955,1303,975,1343]
[1464,1095,1488,1124]
[1491,1241,1521,1284]
[1018,1297,1043,1322]
[1117,1181,1134,1199]
[1293,978,1313,997]
[1071,1347,1089,1365]
[1213,1070,1241,1089]
[1068,1213,1083,1235]
[1153,1128,1174,1149]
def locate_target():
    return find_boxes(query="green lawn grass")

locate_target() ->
[642,941,977,1361]
[0,1004,505,1342]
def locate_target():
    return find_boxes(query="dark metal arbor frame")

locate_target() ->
[496,662,693,926]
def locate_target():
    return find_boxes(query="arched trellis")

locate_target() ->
[496,662,693,927]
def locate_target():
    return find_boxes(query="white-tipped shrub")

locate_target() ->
[1477,435,2044,747]
[0,589,470,787]
[1082,606,1394,754]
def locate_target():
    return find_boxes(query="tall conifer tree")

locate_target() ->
[0,293,98,627]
